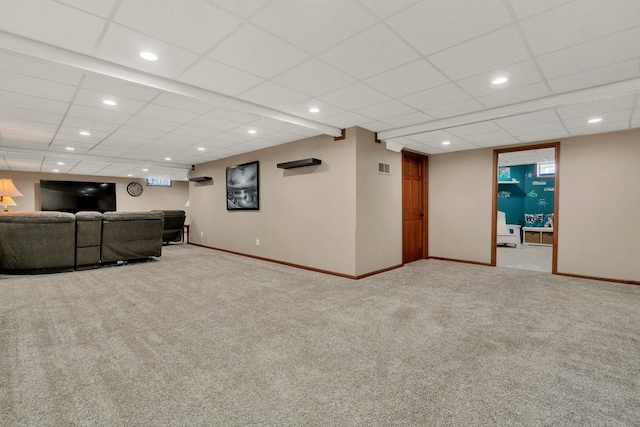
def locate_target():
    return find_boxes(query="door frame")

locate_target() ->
[402,150,429,263]
[491,142,560,273]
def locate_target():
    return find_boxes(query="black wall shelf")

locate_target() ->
[189,176,212,182]
[277,158,322,169]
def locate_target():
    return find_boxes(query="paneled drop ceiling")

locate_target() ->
[1,0,639,180]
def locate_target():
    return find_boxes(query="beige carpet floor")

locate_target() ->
[1,245,639,426]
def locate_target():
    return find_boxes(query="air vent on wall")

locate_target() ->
[378,163,390,175]
[189,176,212,182]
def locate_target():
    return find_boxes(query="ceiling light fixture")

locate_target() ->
[442,140,451,145]
[248,130,257,134]
[142,168,149,172]
[65,147,75,151]
[492,77,509,85]
[57,162,65,165]
[588,117,602,123]
[127,174,133,177]
[309,107,320,113]
[102,100,117,106]
[140,51,158,61]
[197,147,205,151]
[52,169,59,172]
[165,157,172,161]
[79,131,91,136]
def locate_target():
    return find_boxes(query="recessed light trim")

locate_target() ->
[140,51,158,61]
[588,117,602,123]
[197,147,205,151]
[79,131,91,136]
[57,162,65,165]
[492,77,509,85]
[309,107,320,113]
[102,100,117,106]
[142,168,149,172]
[165,157,172,161]
[248,130,257,134]
[442,140,451,145]
[66,147,75,151]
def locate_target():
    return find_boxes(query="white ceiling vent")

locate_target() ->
[378,163,390,175]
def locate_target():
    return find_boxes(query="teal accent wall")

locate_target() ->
[497,164,554,226]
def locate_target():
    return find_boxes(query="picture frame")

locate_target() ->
[226,161,259,210]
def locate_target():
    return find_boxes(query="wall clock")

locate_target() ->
[127,182,143,197]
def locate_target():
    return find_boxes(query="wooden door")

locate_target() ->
[403,154,426,263]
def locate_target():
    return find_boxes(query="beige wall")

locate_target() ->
[428,148,494,264]
[557,129,640,282]
[189,129,358,276]
[0,170,190,217]
[355,127,402,275]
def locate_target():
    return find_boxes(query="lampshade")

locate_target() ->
[1,196,17,206]
[0,179,23,197]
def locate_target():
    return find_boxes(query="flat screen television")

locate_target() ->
[40,180,116,213]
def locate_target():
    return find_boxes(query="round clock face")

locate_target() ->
[127,182,143,197]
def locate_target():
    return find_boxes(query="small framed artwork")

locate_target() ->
[226,161,259,210]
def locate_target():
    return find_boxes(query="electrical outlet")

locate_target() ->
[256,239,260,246]
[200,231,204,237]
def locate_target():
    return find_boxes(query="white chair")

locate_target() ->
[497,211,521,249]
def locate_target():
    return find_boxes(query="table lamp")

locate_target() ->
[0,179,23,212]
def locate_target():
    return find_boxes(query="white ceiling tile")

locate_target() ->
[429,26,531,81]
[57,127,110,142]
[81,75,161,102]
[136,104,201,124]
[237,81,309,110]
[563,110,632,129]
[0,106,62,126]
[0,91,69,115]
[433,142,481,152]
[261,132,308,144]
[153,134,204,146]
[520,0,640,55]
[125,116,182,132]
[456,60,543,98]
[67,104,131,125]
[271,59,357,97]
[55,0,117,18]
[359,122,392,132]
[177,58,264,97]
[115,0,240,54]
[208,25,308,78]
[246,117,295,132]
[495,110,561,129]
[474,137,525,147]
[285,126,323,138]
[73,89,148,114]
[1,135,51,147]
[365,60,449,98]
[227,124,278,139]
[0,118,58,133]
[506,120,567,137]
[516,130,571,142]
[320,24,419,79]
[207,0,269,17]
[319,82,389,111]
[354,100,417,121]
[0,0,105,54]
[388,0,512,55]
[537,26,640,79]
[280,100,345,121]
[400,84,471,111]
[252,0,375,54]
[405,130,456,144]
[206,108,261,124]
[556,96,636,119]
[62,117,122,133]
[0,69,76,102]
[507,0,574,19]
[424,99,486,119]
[478,82,552,108]
[152,93,215,115]
[0,51,84,86]
[171,125,221,139]
[548,60,640,94]
[322,112,372,129]
[112,126,165,140]
[448,122,503,137]
[359,0,420,18]
[94,24,201,78]
[188,115,244,132]
[382,112,433,128]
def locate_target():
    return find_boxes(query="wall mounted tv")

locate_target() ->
[40,180,116,213]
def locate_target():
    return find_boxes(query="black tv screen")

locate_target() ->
[40,180,116,213]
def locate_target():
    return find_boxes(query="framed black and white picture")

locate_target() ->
[226,161,259,210]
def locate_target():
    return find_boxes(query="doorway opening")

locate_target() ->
[492,143,559,273]
[402,151,428,264]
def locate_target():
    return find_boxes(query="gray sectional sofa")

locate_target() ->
[0,211,164,273]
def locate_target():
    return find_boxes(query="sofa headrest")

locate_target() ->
[103,211,164,221]
[151,210,185,217]
[76,211,103,221]
[0,211,76,223]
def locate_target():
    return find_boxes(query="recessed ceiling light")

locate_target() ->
[165,157,172,161]
[79,131,91,136]
[248,130,257,134]
[197,147,205,151]
[588,117,602,123]
[492,77,509,85]
[57,162,65,165]
[140,51,158,61]
[442,140,451,145]
[127,174,133,177]
[142,168,149,172]
[52,169,59,172]
[309,107,320,113]
[66,147,75,151]
[102,100,117,106]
